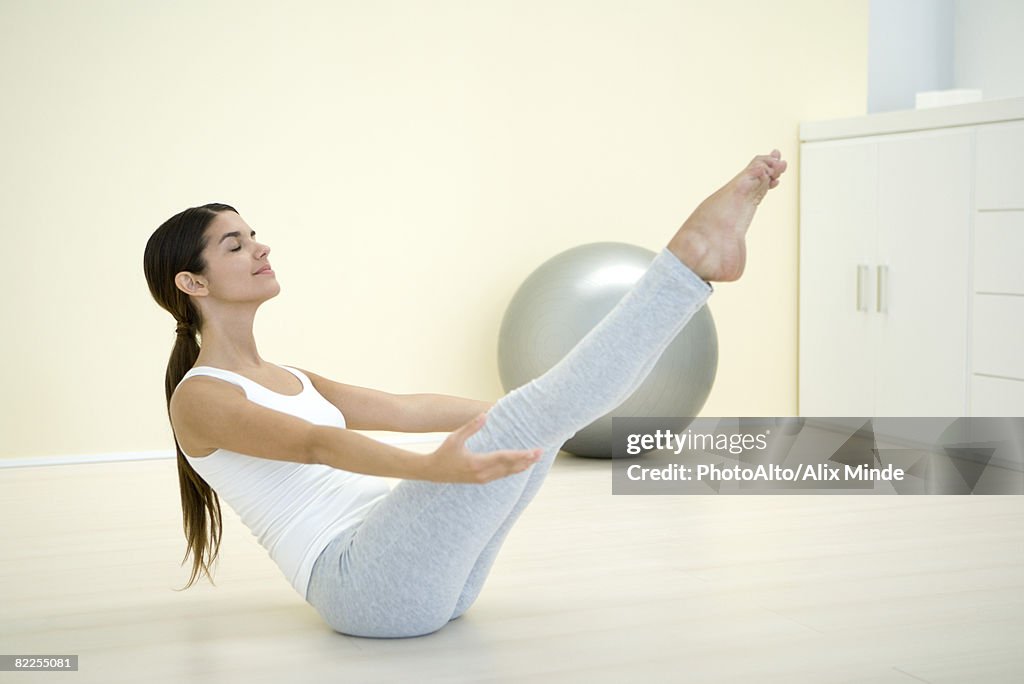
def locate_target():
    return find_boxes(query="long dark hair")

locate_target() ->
[143,202,237,590]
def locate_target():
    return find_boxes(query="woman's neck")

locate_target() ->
[193,310,265,371]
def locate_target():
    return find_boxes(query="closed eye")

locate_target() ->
[222,229,256,253]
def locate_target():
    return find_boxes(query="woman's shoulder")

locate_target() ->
[170,371,261,458]
[170,372,247,431]
[174,368,248,397]
[169,377,231,459]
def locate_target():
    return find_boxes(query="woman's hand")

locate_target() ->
[424,412,542,483]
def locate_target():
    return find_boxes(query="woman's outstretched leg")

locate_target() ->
[449,149,788,621]
[305,151,787,638]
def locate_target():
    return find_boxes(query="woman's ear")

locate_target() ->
[174,272,206,296]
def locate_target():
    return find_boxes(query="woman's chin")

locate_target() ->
[261,282,282,300]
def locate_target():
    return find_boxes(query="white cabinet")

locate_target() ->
[799,130,971,416]
[971,120,1024,416]
[799,98,1024,417]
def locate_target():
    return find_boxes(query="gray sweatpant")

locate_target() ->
[305,246,713,638]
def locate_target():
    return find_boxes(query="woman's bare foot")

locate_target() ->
[667,150,787,282]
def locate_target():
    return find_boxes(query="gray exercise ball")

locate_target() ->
[497,242,718,458]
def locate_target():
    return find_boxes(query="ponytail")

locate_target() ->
[144,202,237,591]
[166,322,223,592]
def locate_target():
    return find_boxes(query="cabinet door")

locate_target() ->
[799,140,878,415]
[874,130,972,415]
[972,121,1024,416]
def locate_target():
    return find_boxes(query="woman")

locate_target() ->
[143,150,787,638]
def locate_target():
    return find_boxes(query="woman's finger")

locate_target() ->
[473,450,539,482]
[451,413,487,445]
[500,449,542,470]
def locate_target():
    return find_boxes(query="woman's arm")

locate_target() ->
[297,367,493,433]
[173,376,425,477]
[173,376,535,483]
[311,414,541,483]
[394,393,495,433]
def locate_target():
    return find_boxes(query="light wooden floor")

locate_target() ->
[2,447,1023,683]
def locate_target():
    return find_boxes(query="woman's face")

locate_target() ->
[176,211,279,307]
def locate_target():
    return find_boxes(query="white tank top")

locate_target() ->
[175,364,392,600]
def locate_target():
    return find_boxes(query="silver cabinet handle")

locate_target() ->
[877,265,888,313]
[857,264,870,312]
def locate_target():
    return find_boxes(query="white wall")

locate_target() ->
[954,0,1024,100]
[0,0,869,460]
[868,0,1024,113]
[867,0,954,113]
